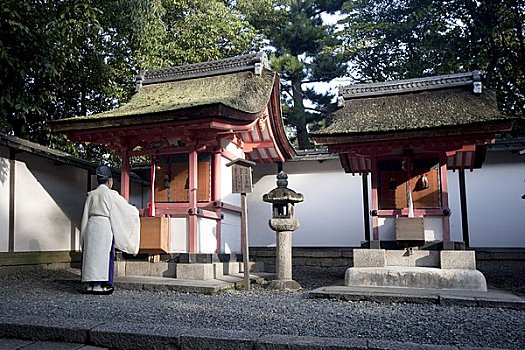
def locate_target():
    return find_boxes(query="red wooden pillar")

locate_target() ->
[370,156,379,241]
[212,152,222,253]
[149,158,156,217]
[120,148,130,202]
[440,154,451,241]
[188,150,198,252]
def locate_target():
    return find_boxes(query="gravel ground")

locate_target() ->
[1,268,524,350]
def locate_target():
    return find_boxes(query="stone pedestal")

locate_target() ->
[268,230,301,290]
[268,227,301,290]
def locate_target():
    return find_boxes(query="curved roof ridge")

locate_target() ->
[339,71,481,99]
[136,52,269,89]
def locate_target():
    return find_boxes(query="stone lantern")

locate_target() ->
[263,171,304,290]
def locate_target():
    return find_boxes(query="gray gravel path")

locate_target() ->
[1,269,524,350]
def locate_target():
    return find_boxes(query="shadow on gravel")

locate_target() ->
[293,266,346,290]
[36,269,84,295]
[484,272,525,296]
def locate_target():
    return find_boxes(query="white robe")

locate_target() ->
[80,184,140,282]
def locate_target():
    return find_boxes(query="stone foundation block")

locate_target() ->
[223,262,240,275]
[239,261,261,273]
[213,263,224,279]
[125,262,151,276]
[440,251,477,270]
[124,261,175,277]
[385,250,439,267]
[176,263,215,280]
[268,279,301,290]
[150,262,176,277]
[345,266,487,291]
[114,261,126,277]
[353,249,386,267]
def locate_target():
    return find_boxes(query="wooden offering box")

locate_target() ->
[140,217,169,254]
[395,217,425,241]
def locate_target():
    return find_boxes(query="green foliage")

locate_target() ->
[136,0,259,69]
[238,0,347,149]
[0,0,258,161]
[341,0,525,132]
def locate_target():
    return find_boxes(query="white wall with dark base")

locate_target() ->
[463,151,525,247]
[0,146,10,252]
[249,150,525,249]
[14,153,86,252]
[250,159,365,247]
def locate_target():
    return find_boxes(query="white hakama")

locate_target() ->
[80,185,140,282]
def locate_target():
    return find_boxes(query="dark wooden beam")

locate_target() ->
[459,170,470,247]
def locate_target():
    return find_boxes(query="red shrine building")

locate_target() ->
[312,72,515,247]
[52,53,295,255]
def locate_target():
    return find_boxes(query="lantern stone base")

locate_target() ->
[345,266,487,291]
[268,279,302,291]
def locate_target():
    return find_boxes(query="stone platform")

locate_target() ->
[113,273,272,295]
[348,248,488,291]
[345,266,487,291]
[309,285,525,309]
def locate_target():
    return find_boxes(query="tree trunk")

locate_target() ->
[291,77,309,149]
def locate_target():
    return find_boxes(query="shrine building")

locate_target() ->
[312,72,515,248]
[51,53,295,255]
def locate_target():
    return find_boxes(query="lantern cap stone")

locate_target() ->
[263,171,304,204]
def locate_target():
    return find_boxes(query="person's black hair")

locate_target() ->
[96,165,112,185]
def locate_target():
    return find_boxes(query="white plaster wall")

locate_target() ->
[378,217,444,241]
[464,151,525,247]
[423,218,443,241]
[0,146,10,252]
[220,140,244,206]
[250,159,365,247]
[198,217,217,253]
[447,171,463,242]
[170,217,187,252]
[217,140,244,253]
[14,154,86,252]
[378,218,395,240]
[221,211,241,253]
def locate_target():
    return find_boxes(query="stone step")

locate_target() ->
[345,266,487,291]
[118,260,264,281]
[354,249,478,269]
[385,250,439,267]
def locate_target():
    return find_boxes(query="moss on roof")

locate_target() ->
[315,88,509,135]
[63,70,276,121]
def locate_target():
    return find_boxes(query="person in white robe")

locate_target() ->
[80,165,140,294]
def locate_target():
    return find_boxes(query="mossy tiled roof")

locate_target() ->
[61,70,276,122]
[314,87,508,136]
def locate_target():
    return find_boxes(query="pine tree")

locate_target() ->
[341,0,525,126]
[239,0,347,149]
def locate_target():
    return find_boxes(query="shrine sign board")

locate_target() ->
[226,158,256,194]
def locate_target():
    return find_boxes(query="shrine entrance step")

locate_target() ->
[114,273,272,295]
